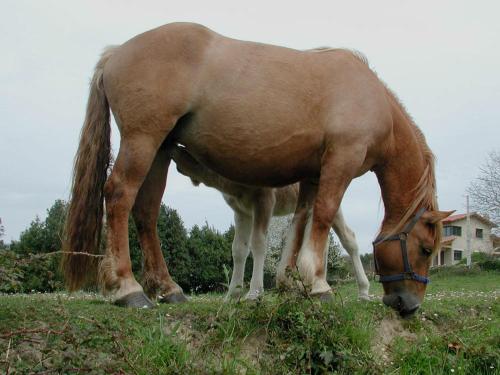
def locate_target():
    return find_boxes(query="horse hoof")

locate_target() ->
[244,289,263,301]
[225,287,244,302]
[359,294,372,301]
[158,292,188,304]
[114,291,155,309]
[316,292,333,303]
[224,293,239,303]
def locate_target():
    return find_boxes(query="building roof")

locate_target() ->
[441,235,457,245]
[443,212,497,228]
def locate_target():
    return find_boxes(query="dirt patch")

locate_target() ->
[371,318,417,364]
[240,328,267,365]
[163,315,205,352]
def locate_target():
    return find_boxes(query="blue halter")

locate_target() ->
[372,207,430,285]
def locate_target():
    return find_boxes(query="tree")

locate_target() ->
[0,218,5,249]
[186,223,232,293]
[14,216,46,254]
[157,204,191,289]
[360,253,375,274]
[12,199,67,254]
[467,151,500,233]
[325,231,347,281]
[43,200,67,252]
[3,200,67,292]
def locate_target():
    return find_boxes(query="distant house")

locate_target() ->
[432,213,498,267]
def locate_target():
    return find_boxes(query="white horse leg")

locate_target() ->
[246,193,274,300]
[226,211,252,300]
[332,208,370,300]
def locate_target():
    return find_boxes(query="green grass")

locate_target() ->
[0,272,498,374]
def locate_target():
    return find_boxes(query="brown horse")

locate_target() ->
[63,22,452,316]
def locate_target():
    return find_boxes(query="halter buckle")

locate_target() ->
[403,272,414,280]
[399,232,408,241]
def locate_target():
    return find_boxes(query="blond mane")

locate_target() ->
[383,88,441,251]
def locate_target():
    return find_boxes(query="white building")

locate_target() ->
[432,213,498,266]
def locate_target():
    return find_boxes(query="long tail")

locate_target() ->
[62,46,118,291]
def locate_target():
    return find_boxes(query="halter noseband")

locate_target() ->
[372,207,430,285]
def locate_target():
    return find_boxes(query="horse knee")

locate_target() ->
[232,243,249,263]
[132,208,155,234]
[250,235,266,256]
[104,176,135,216]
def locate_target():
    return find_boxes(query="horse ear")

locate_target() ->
[421,210,455,224]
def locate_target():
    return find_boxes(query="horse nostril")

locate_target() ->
[383,293,420,317]
[399,304,420,318]
[382,294,402,309]
[398,293,421,318]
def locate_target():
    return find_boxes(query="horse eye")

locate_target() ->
[421,247,433,256]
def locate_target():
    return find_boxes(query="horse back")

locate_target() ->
[102,23,393,186]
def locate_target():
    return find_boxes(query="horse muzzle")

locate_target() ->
[383,292,421,318]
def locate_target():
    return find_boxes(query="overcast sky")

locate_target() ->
[1,1,499,255]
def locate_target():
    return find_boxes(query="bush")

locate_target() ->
[456,252,500,272]
[477,256,500,271]
[430,264,482,278]
[0,250,63,293]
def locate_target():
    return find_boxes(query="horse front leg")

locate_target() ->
[296,145,366,298]
[331,208,370,300]
[276,181,317,288]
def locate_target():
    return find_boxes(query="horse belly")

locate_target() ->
[176,113,323,187]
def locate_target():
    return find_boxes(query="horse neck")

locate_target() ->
[375,112,427,232]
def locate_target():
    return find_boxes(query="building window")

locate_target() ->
[444,225,462,237]
[476,228,483,239]
[453,250,462,261]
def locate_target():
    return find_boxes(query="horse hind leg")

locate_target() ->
[132,144,187,304]
[245,191,275,300]
[100,113,178,307]
[225,211,252,301]
[331,208,370,300]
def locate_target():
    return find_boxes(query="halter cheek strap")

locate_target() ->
[372,207,430,285]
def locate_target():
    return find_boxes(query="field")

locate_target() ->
[0,271,498,374]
